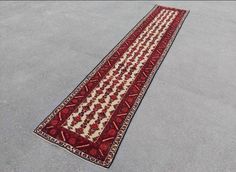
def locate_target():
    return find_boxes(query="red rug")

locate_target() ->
[34,5,189,168]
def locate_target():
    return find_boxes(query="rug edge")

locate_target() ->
[33,5,190,168]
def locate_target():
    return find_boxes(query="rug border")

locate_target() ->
[34,5,190,168]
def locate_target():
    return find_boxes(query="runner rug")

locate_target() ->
[34,5,189,168]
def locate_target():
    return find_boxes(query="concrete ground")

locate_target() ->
[0,1,236,172]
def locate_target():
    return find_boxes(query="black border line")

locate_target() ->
[34,5,190,168]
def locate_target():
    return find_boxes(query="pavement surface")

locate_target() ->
[0,1,236,172]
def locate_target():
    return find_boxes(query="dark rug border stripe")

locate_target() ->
[34,5,190,168]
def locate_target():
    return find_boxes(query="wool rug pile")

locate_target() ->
[34,5,189,168]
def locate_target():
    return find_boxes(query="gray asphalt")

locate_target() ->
[0,1,236,172]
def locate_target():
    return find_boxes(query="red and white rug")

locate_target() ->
[34,5,189,168]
